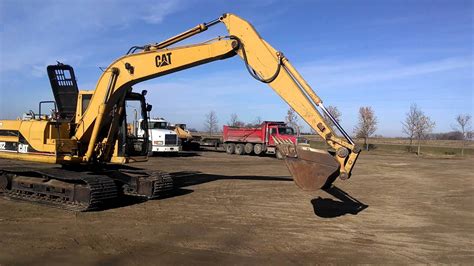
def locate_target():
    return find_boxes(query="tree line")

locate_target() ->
[203,106,472,156]
[335,105,471,156]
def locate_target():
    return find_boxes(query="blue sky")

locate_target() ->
[0,0,472,136]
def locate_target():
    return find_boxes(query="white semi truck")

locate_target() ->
[138,118,180,153]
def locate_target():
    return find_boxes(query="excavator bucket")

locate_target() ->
[278,144,340,191]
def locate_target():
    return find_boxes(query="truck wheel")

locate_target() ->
[244,143,253,154]
[235,144,245,155]
[254,144,263,155]
[276,149,284,160]
[226,143,235,154]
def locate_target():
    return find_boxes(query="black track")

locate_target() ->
[0,167,175,211]
[119,169,174,199]
[0,168,118,211]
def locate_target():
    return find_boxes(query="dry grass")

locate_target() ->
[305,135,473,148]
[308,136,474,156]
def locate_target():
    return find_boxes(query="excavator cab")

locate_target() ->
[115,91,151,161]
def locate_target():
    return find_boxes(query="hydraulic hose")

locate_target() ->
[231,36,282,84]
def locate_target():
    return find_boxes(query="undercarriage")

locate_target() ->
[0,166,174,211]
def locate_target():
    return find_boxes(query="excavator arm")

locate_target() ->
[76,13,360,190]
[221,14,361,189]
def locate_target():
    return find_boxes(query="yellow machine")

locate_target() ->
[0,14,360,210]
[169,124,200,150]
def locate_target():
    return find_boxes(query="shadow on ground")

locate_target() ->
[311,186,368,218]
[92,188,195,211]
[170,171,292,188]
[151,151,201,157]
[93,171,291,211]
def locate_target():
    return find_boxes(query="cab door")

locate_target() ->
[268,126,278,146]
[119,93,151,161]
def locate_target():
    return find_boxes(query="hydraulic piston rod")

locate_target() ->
[151,18,221,50]
[319,103,355,146]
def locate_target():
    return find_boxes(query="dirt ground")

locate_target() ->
[0,150,473,265]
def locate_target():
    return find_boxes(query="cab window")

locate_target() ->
[81,94,92,116]
[148,122,168,129]
[278,127,295,135]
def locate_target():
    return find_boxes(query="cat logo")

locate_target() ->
[155,52,172,68]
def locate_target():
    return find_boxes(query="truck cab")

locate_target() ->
[138,118,180,153]
[262,122,297,157]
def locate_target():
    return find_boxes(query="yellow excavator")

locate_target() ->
[168,123,201,150]
[0,13,360,211]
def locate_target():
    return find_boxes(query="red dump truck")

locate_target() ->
[223,121,297,159]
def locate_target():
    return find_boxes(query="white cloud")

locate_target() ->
[142,1,181,24]
[0,0,185,74]
[300,56,472,88]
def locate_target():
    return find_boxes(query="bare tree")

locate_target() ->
[402,104,421,152]
[285,108,301,136]
[323,105,342,128]
[228,113,238,126]
[453,114,472,156]
[414,111,435,156]
[204,111,219,136]
[354,106,377,151]
[228,113,245,127]
[467,130,473,141]
[244,116,263,127]
[253,116,262,126]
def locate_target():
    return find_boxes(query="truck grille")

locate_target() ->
[165,134,177,145]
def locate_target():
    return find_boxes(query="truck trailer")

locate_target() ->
[223,121,297,159]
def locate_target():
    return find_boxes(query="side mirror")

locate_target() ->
[146,104,152,112]
[141,90,148,96]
